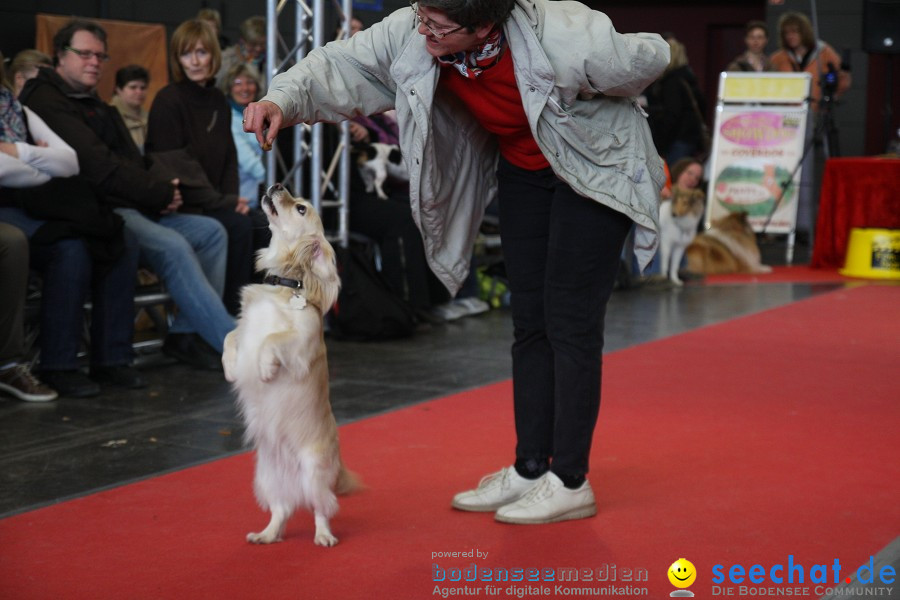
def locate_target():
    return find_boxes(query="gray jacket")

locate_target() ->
[263,0,669,293]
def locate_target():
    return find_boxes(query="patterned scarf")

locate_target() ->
[437,27,506,79]
[0,87,27,143]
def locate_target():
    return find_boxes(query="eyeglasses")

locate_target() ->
[64,46,110,62]
[409,2,465,39]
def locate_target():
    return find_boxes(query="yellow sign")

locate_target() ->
[719,73,812,103]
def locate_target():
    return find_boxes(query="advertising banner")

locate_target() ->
[705,106,809,233]
[706,73,812,235]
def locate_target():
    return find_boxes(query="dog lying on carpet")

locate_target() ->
[222,183,358,546]
[353,142,409,200]
[658,186,706,285]
[685,211,772,275]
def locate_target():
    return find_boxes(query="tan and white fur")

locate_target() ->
[223,183,356,546]
[658,186,706,285]
[354,142,408,200]
[686,211,772,275]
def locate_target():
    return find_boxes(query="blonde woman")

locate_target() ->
[145,19,253,315]
[9,49,52,97]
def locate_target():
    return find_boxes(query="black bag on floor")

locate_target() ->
[330,245,416,341]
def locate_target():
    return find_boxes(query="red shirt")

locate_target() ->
[438,49,550,171]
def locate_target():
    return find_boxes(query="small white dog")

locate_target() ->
[658,186,705,285]
[354,142,409,200]
[223,183,357,546]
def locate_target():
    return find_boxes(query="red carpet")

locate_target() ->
[1,285,898,600]
[703,265,852,284]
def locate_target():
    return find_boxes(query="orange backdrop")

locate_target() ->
[35,13,169,104]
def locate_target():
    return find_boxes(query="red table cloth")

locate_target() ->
[812,157,900,268]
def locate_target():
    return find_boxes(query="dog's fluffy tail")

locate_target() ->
[336,465,363,495]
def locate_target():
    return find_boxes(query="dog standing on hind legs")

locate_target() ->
[223,183,358,546]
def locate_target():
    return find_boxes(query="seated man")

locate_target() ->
[21,19,235,370]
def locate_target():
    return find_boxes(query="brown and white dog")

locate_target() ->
[353,142,408,200]
[685,211,772,275]
[658,186,706,285]
[222,183,357,546]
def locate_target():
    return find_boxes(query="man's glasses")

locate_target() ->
[64,46,110,62]
[409,2,465,39]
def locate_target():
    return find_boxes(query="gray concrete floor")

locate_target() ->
[0,241,844,518]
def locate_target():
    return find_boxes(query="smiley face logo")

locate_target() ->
[668,558,697,589]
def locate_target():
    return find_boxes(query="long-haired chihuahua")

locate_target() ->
[223,183,358,546]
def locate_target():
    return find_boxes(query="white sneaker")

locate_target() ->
[494,472,597,524]
[451,466,538,512]
[452,297,490,318]
[430,301,468,322]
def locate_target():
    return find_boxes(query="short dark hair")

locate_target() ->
[52,19,107,66]
[115,64,149,89]
[745,20,768,37]
[416,0,516,30]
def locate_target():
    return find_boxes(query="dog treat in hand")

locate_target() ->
[262,140,272,152]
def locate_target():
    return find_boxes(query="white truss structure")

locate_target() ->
[264,0,353,247]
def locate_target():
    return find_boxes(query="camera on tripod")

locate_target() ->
[821,63,839,99]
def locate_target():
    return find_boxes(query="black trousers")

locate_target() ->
[497,158,632,479]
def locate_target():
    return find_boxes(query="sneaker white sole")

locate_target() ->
[494,503,597,525]
[0,382,58,402]
[451,497,516,512]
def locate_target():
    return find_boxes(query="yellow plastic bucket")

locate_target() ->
[839,228,900,280]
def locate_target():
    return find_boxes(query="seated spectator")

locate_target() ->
[20,19,235,371]
[216,16,266,91]
[9,50,52,98]
[221,62,270,253]
[222,63,265,205]
[1,54,143,396]
[197,7,230,51]
[0,223,57,401]
[334,17,365,41]
[344,116,451,322]
[726,21,774,73]
[110,65,150,153]
[669,157,704,192]
[146,19,254,315]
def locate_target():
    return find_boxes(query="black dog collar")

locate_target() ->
[263,275,303,290]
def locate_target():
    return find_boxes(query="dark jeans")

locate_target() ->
[0,207,140,370]
[205,207,253,316]
[497,158,632,479]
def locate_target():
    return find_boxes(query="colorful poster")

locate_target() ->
[705,106,809,233]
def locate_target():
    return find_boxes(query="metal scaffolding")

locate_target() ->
[264,0,352,247]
